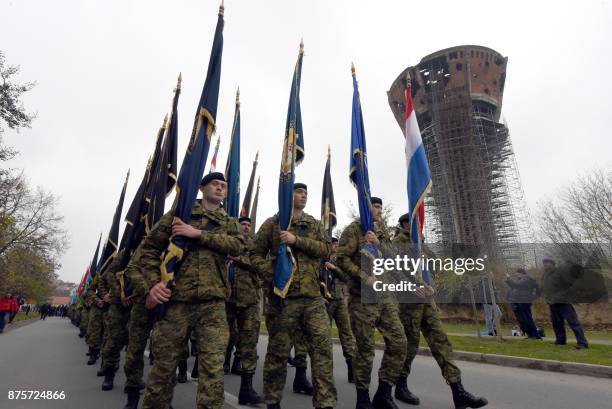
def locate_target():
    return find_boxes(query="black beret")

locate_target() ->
[371,196,382,206]
[331,237,339,243]
[200,172,226,186]
[398,213,411,224]
[294,182,307,191]
[238,216,252,223]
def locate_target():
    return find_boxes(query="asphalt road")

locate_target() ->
[1,318,611,409]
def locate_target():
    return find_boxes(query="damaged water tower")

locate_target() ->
[387,45,531,264]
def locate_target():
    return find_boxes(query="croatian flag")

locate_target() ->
[404,77,432,280]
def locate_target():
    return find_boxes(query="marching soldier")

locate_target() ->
[251,183,337,409]
[394,213,488,409]
[85,273,107,366]
[336,197,407,409]
[122,243,156,409]
[225,216,264,404]
[98,249,132,391]
[131,172,243,409]
[322,237,356,383]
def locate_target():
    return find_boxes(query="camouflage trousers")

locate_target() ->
[225,302,260,373]
[398,303,461,383]
[142,300,228,409]
[124,302,155,389]
[79,307,89,335]
[101,303,130,372]
[225,302,239,360]
[264,296,337,408]
[86,305,105,351]
[326,298,357,361]
[290,324,309,368]
[349,299,407,389]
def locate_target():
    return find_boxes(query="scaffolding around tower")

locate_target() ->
[387,45,532,268]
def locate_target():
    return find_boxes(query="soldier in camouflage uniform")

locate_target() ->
[224,216,264,405]
[85,273,107,366]
[130,172,243,409]
[77,303,88,338]
[251,183,337,409]
[393,214,488,409]
[97,249,132,392]
[322,237,356,383]
[122,243,156,409]
[337,197,407,409]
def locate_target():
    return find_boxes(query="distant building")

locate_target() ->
[387,45,531,265]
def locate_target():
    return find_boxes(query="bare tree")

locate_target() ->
[538,169,612,244]
[537,169,612,265]
[0,50,36,134]
[0,172,68,261]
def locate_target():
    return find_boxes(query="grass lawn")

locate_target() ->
[327,324,612,366]
[440,322,612,342]
[446,336,612,366]
[10,311,38,323]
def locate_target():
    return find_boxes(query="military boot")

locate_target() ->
[96,366,105,377]
[372,381,399,409]
[101,368,115,391]
[238,372,263,405]
[123,387,140,409]
[123,382,145,393]
[293,367,313,395]
[356,388,374,409]
[450,382,488,409]
[231,355,242,375]
[395,376,419,405]
[266,404,281,409]
[177,359,188,383]
[347,359,354,383]
[87,349,99,365]
[191,356,199,379]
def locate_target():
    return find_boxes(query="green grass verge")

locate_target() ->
[440,322,612,342]
[446,335,612,366]
[328,324,612,366]
[10,311,38,323]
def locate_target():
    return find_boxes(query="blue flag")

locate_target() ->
[160,3,224,287]
[97,171,129,274]
[349,66,379,259]
[224,88,241,218]
[273,42,305,298]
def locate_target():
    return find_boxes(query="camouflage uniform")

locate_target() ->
[337,220,407,390]
[290,325,309,368]
[100,250,131,373]
[78,303,89,335]
[323,257,356,362]
[252,213,337,408]
[225,236,261,373]
[85,274,106,352]
[392,229,461,383]
[130,204,242,409]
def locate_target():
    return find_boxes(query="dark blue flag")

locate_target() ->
[349,65,379,259]
[145,75,180,233]
[97,170,129,274]
[224,87,241,218]
[160,3,224,287]
[274,41,305,298]
[240,151,258,218]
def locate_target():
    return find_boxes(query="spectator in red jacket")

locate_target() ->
[0,292,16,333]
[8,295,20,323]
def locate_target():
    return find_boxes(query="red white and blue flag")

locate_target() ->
[404,77,432,281]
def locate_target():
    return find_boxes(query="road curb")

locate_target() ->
[350,338,612,380]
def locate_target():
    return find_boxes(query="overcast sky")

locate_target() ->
[2,0,611,284]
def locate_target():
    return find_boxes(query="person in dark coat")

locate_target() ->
[506,268,541,339]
